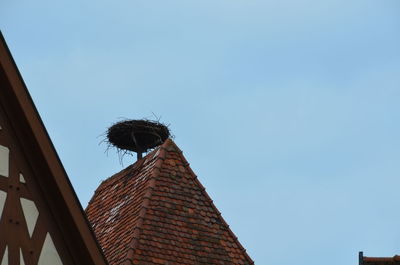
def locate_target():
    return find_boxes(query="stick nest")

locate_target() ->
[106,119,171,154]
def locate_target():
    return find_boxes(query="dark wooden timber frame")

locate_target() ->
[0,31,108,265]
[0,102,77,265]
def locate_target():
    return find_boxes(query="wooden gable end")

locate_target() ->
[0,32,108,265]
[0,106,71,265]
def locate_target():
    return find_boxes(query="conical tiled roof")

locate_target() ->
[86,139,254,265]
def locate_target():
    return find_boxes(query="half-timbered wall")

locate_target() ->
[0,104,72,265]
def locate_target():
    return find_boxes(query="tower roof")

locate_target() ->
[86,139,254,265]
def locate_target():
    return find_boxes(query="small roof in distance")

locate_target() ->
[360,252,400,265]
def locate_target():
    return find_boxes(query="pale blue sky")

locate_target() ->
[1,1,400,264]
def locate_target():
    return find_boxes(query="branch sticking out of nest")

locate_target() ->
[105,119,171,161]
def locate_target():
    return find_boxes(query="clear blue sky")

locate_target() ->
[1,1,400,264]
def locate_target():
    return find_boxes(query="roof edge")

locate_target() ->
[0,31,108,265]
[363,256,400,262]
[167,140,255,264]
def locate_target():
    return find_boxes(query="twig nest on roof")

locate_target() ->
[107,119,170,153]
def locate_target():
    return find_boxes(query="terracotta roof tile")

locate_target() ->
[86,139,254,265]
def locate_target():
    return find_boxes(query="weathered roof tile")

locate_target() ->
[86,139,253,265]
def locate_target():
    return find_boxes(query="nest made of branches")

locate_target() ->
[106,119,171,156]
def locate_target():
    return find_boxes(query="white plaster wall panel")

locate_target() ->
[38,233,63,265]
[1,245,7,265]
[19,173,26,183]
[0,190,6,221]
[20,198,39,237]
[20,248,25,265]
[0,145,9,177]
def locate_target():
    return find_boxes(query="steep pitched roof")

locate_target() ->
[86,139,254,265]
[0,32,108,265]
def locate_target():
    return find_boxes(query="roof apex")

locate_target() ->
[86,138,254,265]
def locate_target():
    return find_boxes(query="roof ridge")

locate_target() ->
[120,140,170,265]
[87,148,161,207]
[87,163,137,208]
[96,147,161,188]
[168,140,255,265]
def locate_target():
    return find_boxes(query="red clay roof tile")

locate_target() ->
[86,139,253,265]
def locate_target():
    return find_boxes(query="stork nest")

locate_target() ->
[106,119,171,154]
